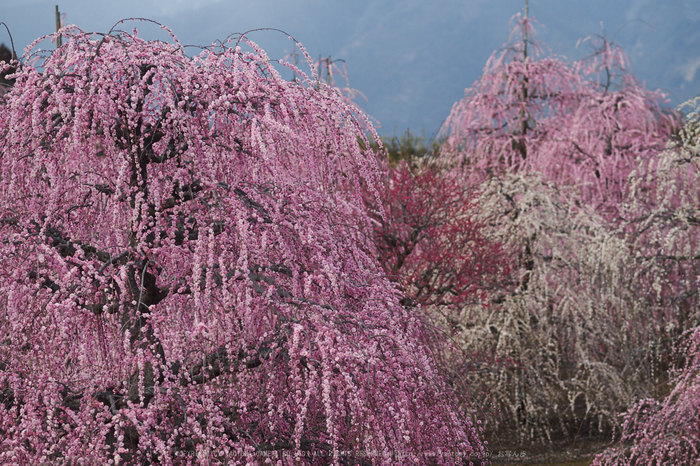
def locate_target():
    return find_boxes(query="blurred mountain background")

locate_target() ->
[1,0,697,137]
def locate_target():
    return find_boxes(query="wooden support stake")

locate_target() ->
[55,5,62,49]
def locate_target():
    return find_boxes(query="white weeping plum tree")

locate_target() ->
[0,24,486,465]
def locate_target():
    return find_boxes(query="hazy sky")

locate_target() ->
[1,0,698,137]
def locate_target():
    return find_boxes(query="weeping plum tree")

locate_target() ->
[593,96,700,466]
[436,12,683,443]
[440,13,677,219]
[456,173,647,442]
[0,25,486,465]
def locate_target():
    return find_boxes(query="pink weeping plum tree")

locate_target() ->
[439,13,678,219]
[0,24,486,465]
[436,12,683,444]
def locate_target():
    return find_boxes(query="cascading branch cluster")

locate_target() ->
[0,26,485,465]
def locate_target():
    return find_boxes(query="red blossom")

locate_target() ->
[368,159,512,313]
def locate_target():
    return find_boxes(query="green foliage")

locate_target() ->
[373,130,444,166]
